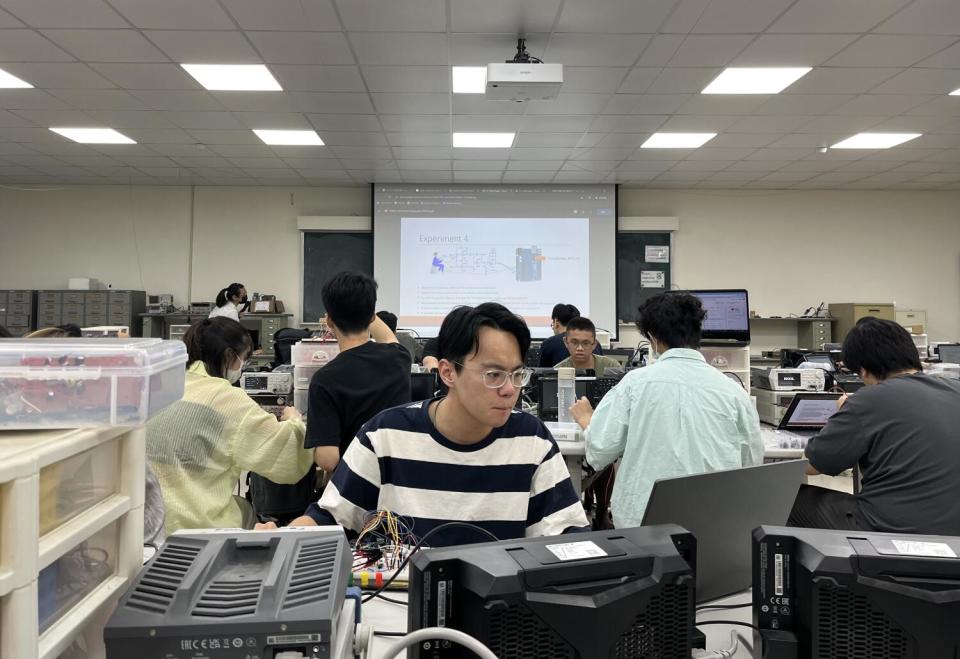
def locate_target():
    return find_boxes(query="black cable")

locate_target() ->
[374,631,407,637]
[377,594,409,606]
[361,522,499,604]
[695,620,760,632]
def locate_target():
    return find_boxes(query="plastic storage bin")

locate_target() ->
[290,340,339,366]
[294,388,308,414]
[39,441,120,537]
[0,339,187,429]
[293,364,323,390]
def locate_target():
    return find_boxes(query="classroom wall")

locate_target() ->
[1,185,958,339]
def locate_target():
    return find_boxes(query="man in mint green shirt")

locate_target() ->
[570,292,762,528]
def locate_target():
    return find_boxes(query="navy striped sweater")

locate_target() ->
[305,399,589,547]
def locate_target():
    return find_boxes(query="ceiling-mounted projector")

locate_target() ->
[486,38,563,101]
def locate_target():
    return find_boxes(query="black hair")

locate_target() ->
[377,310,398,334]
[841,317,922,380]
[57,323,83,338]
[551,303,580,326]
[321,271,377,335]
[565,316,596,335]
[183,317,253,379]
[637,292,707,349]
[438,303,531,370]
[0,324,12,338]
[216,283,245,307]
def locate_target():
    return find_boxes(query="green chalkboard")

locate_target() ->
[617,232,672,324]
[302,232,373,323]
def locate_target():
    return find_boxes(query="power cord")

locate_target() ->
[378,627,498,659]
[361,522,498,604]
[691,630,754,658]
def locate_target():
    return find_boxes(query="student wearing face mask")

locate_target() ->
[209,282,247,321]
[569,292,762,529]
[146,317,312,534]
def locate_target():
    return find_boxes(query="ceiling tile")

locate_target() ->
[209,92,298,113]
[10,108,97,125]
[904,96,960,116]
[686,147,756,160]
[561,67,630,93]
[645,68,722,94]
[336,0,446,31]
[83,110,176,128]
[89,63,201,90]
[371,92,448,114]
[317,131,389,146]
[329,145,393,159]
[517,115,594,132]
[797,115,883,133]
[671,159,734,172]
[769,0,910,33]
[746,148,815,160]
[185,129,261,145]
[220,0,340,30]
[166,111,247,129]
[232,111,311,129]
[452,159,507,171]
[107,0,234,29]
[130,90,224,111]
[41,29,166,62]
[514,133,583,147]
[0,62,114,88]
[247,31,355,65]
[726,160,790,171]
[826,35,957,68]
[870,68,960,95]
[0,29,74,60]
[569,147,634,160]
[309,114,384,131]
[0,8,22,27]
[635,35,685,68]
[144,31,262,63]
[588,115,667,132]
[726,115,812,133]
[689,0,794,32]
[544,34,651,67]
[454,171,502,182]
[707,133,779,148]
[526,93,611,115]
[449,0,561,33]
[874,0,960,35]
[385,132,449,146]
[351,32,447,65]
[0,0,125,28]
[676,95,770,116]
[48,88,147,110]
[655,115,738,131]
[0,109,33,126]
[361,66,449,93]
[555,0,677,33]
[124,128,195,143]
[379,115,450,132]
[617,68,660,94]
[451,115,521,132]
[505,160,559,171]
[755,94,855,115]
[666,35,754,67]
[395,159,449,170]
[601,94,690,115]
[0,90,73,109]
[732,34,857,66]
[786,67,902,94]
[393,146,453,159]
[452,96,526,115]
[829,94,930,116]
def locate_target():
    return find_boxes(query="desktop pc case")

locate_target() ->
[753,525,960,659]
[408,525,697,658]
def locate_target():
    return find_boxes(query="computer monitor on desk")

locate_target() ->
[938,343,960,364]
[690,289,751,345]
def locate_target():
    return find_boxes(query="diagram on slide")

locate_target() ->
[401,217,589,321]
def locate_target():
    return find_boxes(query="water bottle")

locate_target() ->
[556,367,576,424]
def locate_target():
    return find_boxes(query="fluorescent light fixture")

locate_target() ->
[180,64,282,91]
[0,67,32,88]
[641,132,717,149]
[253,129,324,146]
[950,87,960,96]
[453,132,515,148]
[49,127,136,144]
[452,66,487,94]
[702,67,812,94]
[830,133,922,149]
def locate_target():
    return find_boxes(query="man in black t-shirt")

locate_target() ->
[539,303,603,367]
[791,317,960,535]
[307,272,411,474]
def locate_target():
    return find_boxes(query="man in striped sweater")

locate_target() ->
[261,302,589,547]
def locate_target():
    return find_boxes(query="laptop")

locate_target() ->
[777,392,842,434]
[641,459,809,602]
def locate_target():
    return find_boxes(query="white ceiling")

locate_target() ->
[0,0,959,188]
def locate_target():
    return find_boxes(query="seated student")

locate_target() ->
[539,303,602,367]
[570,292,763,528]
[376,310,398,334]
[146,317,313,534]
[306,272,411,474]
[209,283,247,321]
[421,336,440,371]
[262,303,589,547]
[554,317,621,376]
[792,317,960,535]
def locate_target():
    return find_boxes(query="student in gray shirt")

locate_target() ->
[792,317,960,535]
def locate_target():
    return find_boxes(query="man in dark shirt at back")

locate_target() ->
[539,303,602,367]
[792,317,960,536]
[307,272,411,474]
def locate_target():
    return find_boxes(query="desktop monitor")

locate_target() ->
[688,289,751,344]
[408,525,698,659]
[938,343,960,364]
[777,392,842,431]
[753,525,960,659]
[535,376,590,422]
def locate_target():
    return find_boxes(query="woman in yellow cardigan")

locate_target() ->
[146,317,313,534]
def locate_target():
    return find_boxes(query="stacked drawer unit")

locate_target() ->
[261,314,288,354]
[0,290,35,336]
[35,291,146,335]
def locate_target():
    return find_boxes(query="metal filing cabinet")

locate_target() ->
[798,319,833,351]
[828,303,895,343]
[84,291,109,325]
[1,289,36,335]
[108,290,146,332]
[35,290,147,335]
[896,309,926,335]
[36,291,62,328]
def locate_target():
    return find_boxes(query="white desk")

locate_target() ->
[555,438,586,494]
[361,589,755,658]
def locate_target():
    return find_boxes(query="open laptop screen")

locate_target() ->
[781,394,841,429]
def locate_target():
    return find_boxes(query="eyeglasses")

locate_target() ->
[566,339,596,350]
[453,362,532,389]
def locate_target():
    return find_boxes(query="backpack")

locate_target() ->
[272,328,312,367]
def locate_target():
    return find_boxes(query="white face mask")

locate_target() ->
[648,340,661,361]
[226,367,242,384]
